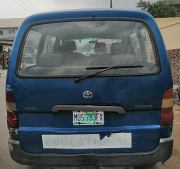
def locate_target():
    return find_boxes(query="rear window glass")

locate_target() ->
[19,21,159,77]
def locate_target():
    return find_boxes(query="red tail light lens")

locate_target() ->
[6,92,15,102]
[6,92,18,129]
[6,92,16,112]
[160,88,173,126]
[7,111,19,128]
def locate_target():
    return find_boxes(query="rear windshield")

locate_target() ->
[18,20,159,77]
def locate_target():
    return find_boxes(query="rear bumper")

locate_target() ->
[8,136,173,166]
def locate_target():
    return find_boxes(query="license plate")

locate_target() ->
[73,111,104,125]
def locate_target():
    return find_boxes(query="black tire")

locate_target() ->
[134,163,156,169]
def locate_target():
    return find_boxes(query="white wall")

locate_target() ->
[0,28,18,41]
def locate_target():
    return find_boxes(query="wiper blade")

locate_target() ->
[86,65,143,70]
[75,65,143,83]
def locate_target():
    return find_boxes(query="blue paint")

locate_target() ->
[6,9,173,154]
[19,125,160,153]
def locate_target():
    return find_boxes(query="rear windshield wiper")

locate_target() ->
[75,65,143,83]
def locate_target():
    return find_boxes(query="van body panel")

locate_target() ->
[12,76,169,112]
[14,76,172,154]
[19,125,160,153]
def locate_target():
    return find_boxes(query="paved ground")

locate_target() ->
[0,69,180,169]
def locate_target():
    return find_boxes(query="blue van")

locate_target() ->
[6,9,173,167]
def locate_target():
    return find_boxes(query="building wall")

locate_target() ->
[155,18,180,50]
[166,0,180,4]
[167,49,180,86]
[0,28,18,40]
[160,23,180,50]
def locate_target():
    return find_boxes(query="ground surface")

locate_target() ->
[0,69,180,169]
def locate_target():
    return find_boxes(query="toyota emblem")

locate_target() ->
[83,91,93,98]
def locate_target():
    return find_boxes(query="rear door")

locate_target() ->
[12,19,172,154]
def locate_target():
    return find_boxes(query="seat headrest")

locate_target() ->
[38,54,61,67]
[94,42,107,54]
[62,41,76,52]
[110,43,122,55]
[53,44,62,53]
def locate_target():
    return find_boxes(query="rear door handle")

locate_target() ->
[51,105,126,114]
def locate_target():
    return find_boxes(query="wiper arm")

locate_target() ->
[75,65,143,83]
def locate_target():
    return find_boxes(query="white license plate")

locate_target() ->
[42,133,132,149]
[73,111,104,125]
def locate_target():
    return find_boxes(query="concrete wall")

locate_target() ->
[156,18,180,86]
[167,49,180,86]
[155,17,180,50]
[0,28,18,41]
[160,24,180,50]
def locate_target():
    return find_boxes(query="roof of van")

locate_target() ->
[17,9,161,46]
[21,9,154,26]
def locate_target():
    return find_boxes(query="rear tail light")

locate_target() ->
[6,92,18,129]
[6,92,16,111]
[160,88,173,126]
[7,111,19,128]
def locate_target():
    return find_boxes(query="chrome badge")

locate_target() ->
[83,91,93,98]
